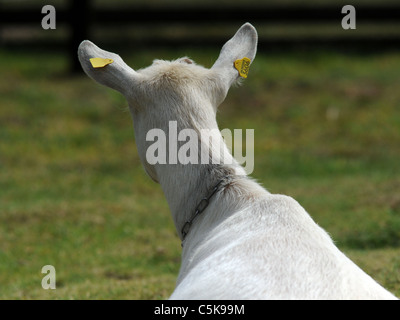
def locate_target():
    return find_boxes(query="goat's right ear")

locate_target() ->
[78,40,140,96]
[211,23,258,88]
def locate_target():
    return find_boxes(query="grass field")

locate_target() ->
[0,47,399,299]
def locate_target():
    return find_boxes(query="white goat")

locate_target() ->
[78,23,397,299]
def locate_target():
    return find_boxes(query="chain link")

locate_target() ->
[181,180,224,244]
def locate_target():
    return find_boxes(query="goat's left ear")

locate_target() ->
[78,40,141,97]
[211,23,258,88]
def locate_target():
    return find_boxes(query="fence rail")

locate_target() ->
[1,1,400,72]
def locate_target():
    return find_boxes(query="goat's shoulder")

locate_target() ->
[222,177,314,226]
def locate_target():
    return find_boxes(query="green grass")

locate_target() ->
[0,47,399,299]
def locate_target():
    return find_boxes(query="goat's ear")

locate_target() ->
[211,23,258,88]
[78,40,140,96]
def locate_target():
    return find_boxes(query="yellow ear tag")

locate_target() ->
[234,57,251,78]
[90,57,114,68]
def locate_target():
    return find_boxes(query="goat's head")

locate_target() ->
[78,23,257,182]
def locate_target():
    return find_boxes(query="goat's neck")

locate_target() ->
[154,116,246,241]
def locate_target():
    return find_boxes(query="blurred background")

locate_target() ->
[1,0,399,299]
[2,0,400,72]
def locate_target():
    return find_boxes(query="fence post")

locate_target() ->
[69,0,91,73]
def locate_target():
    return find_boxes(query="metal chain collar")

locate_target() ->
[181,180,224,246]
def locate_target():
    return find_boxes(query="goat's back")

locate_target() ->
[171,194,396,300]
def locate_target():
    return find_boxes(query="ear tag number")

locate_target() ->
[234,57,251,78]
[90,57,114,68]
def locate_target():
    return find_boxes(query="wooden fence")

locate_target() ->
[1,0,400,72]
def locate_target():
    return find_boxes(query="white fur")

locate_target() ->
[78,23,397,300]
